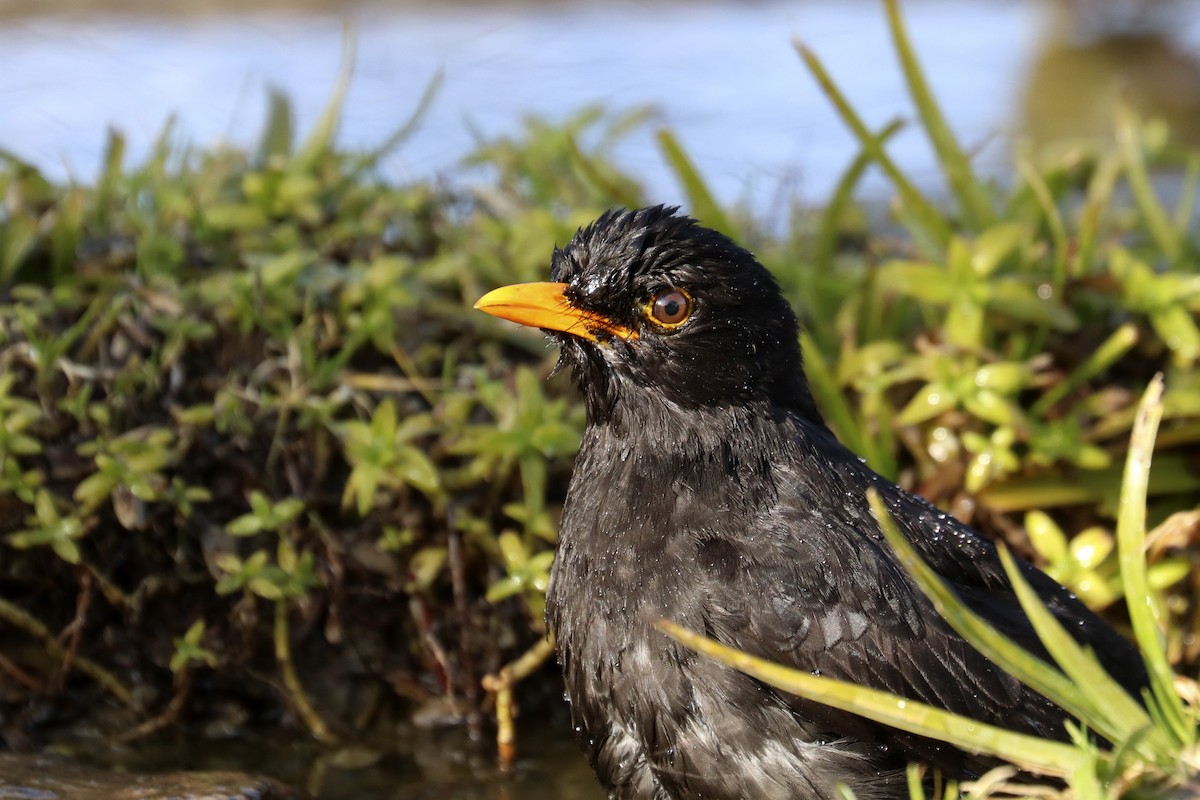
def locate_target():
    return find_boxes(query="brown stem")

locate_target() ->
[0,596,132,706]
[115,669,191,743]
[481,635,555,771]
[447,521,482,738]
[0,650,45,693]
[274,600,339,744]
[56,568,94,690]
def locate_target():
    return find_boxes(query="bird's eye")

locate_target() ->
[648,288,692,328]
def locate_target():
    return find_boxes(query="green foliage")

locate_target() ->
[770,5,1200,628]
[75,427,180,516]
[170,620,217,674]
[0,75,628,740]
[7,490,85,565]
[214,540,318,601]
[339,400,439,516]
[0,0,1195,760]
[226,491,306,537]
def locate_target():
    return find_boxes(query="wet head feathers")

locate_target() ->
[548,206,819,419]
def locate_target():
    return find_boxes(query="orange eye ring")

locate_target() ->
[646,288,693,329]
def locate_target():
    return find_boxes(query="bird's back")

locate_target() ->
[548,399,1147,799]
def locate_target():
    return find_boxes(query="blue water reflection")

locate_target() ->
[1,2,1198,213]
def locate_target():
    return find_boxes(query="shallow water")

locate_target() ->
[3,0,1199,216]
[58,713,604,799]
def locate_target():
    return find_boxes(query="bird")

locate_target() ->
[473,206,1148,800]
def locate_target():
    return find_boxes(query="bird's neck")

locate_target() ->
[547,388,846,673]
[558,391,812,561]
[594,387,820,462]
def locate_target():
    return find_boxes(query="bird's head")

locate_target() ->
[475,206,821,424]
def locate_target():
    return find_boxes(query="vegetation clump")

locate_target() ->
[0,3,1196,794]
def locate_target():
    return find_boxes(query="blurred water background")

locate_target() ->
[3,0,1200,221]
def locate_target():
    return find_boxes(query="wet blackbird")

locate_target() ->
[474,206,1148,800]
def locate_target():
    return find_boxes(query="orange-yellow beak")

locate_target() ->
[474,282,638,342]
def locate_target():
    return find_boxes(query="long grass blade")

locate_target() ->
[1173,152,1199,238]
[256,86,295,164]
[995,544,1165,757]
[979,449,1200,513]
[1116,106,1180,265]
[1117,375,1192,745]
[1016,156,1067,292]
[800,332,867,461]
[815,119,904,272]
[866,489,1109,732]
[1075,152,1122,276]
[93,128,126,229]
[794,40,951,251]
[655,128,734,236]
[905,764,926,800]
[657,619,1088,777]
[354,69,444,175]
[293,24,356,174]
[883,0,994,230]
[1031,323,1138,416]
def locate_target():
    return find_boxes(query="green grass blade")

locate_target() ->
[292,24,355,174]
[1117,106,1180,265]
[1031,323,1138,416]
[93,128,126,228]
[353,69,443,175]
[1173,152,1199,239]
[1117,375,1192,745]
[905,764,926,800]
[655,128,734,236]
[657,619,1088,777]
[1016,156,1067,292]
[566,131,645,210]
[833,783,857,800]
[866,489,1107,731]
[1075,152,1122,276]
[815,119,904,272]
[256,86,295,164]
[995,545,1165,757]
[806,346,895,479]
[800,332,868,461]
[794,40,951,252]
[979,449,1200,513]
[884,0,994,231]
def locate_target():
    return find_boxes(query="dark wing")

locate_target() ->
[695,436,1147,776]
[873,464,1148,700]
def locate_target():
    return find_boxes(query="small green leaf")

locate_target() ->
[249,491,273,518]
[896,383,957,426]
[1069,528,1114,571]
[1147,557,1190,592]
[51,537,81,565]
[408,546,447,591]
[226,514,265,537]
[486,575,524,604]
[74,471,117,511]
[1026,510,1068,566]
[249,576,285,601]
[971,223,1025,276]
[876,262,954,304]
[396,446,440,495]
[498,531,528,570]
